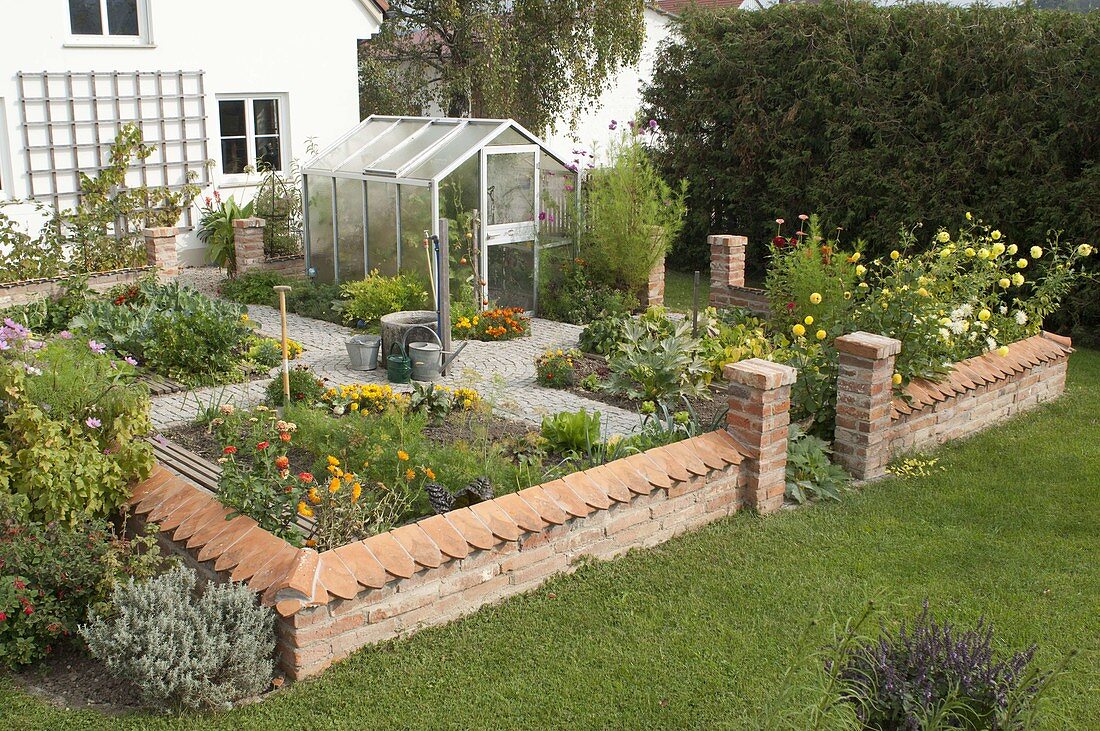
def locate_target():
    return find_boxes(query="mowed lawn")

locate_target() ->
[4,351,1098,730]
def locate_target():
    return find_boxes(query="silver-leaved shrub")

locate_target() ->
[80,566,274,710]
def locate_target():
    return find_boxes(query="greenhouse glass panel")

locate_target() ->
[399,185,432,286]
[487,152,536,226]
[366,181,398,276]
[371,122,460,174]
[336,177,366,281]
[487,241,535,311]
[404,123,504,180]
[306,175,335,283]
[487,128,531,146]
[310,119,394,172]
[539,156,573,242]
[354,120,432,172]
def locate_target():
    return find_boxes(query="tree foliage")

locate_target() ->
[643,3,1100,274]
[359,0,645,134]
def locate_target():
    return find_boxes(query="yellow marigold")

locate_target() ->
[809,292,822,305]
[977,248,990,260]
[991,243,1005,256]
[327,456,340,467]
[297,501,314,518]
[936,231,950,243]
[351,482,362,502]
[1016,259,1028,269]
[803,315,814,326]
[815,329,827,341]
[890,250,901,260]
[1030,246,1043,259]
[855,265,867,277]
[1012,272,1025,286]
[918,287,930,297]
[1079,244,1094,257]
[1007,244,1018,255]
[424,467,436,480]
[965,248,976,257]
[998,278,1010,288]
[792,324,806,337]
[329,477,342,493]
[991,230,1002,240]
[307,487,321,505]
[978,309,991,322]
[397,450,409,461]
[847,252,861,263]
[892,373,903,386]
[405,468,416,481]
[996,345,1010,357]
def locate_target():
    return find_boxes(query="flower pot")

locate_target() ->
[346,335,381,370]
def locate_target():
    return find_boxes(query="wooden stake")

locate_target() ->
[274,285,292,411]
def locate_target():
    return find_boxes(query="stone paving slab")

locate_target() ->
[155,268,640,437]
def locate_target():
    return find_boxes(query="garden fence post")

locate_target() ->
[833,332,903,480]
[274,285,292,408]
[437,218,452,374]
[724,358,797,514]
[143,226,179,277]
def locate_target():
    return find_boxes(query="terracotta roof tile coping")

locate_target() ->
[128,430,751,617]
[893,332,1072,419]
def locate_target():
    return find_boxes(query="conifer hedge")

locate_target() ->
[644,2,1099,337]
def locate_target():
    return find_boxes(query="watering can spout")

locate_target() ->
[441,340,468,372]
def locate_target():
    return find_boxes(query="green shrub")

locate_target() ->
[540,260,638,324]
[266,364,326,406]
[0,276,93,335]
[579,311,631,355]
[644,3,1100,279]
[81,565,275,710]
[340,270,428,328]
[784,425,850,504]
[287,282,344,323]
[583,124,687,292]
[605,319,710,406]
[197,193,254,275]
[219,271,294,305]
[0,497,163,669]
[0,338,154,522]
[535,349,578,388]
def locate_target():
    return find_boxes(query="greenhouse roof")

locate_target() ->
[302,115,571,186]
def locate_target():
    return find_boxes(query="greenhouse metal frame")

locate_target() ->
[301,115,578,313]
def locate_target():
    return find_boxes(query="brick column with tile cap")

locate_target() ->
[709,234,747,307]
[143,226,179,277]
[724,358,797,514]
[833,332,903,480]
[233,217,267,275]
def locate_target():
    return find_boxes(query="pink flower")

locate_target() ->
[85,417,101,429]
[88,339,106,355]
[124,355,138,366]
[799,214,809,221]
[648,119,658,130]
[564,184,574,192]
[538,212,547,221]
[775,218,785,225]
[58,330,73,340]
[608,120,618,130]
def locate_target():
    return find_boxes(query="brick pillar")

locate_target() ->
[233,217,267,275]
[709,234,747,308]
[641,257,665,307]
[833,332,903,480]
[725,358,797,514]
[143,226,179,277]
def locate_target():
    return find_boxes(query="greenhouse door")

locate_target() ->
[480,145,539,312]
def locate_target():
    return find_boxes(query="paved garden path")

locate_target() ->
[150,268,640,437]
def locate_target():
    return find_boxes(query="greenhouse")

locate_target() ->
[301,115,577,312]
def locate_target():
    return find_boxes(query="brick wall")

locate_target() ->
[833,331,1072,480]
[641,257,666,307]
[126,359,796,681]
[0,267,153,309]
[708,234,769,314]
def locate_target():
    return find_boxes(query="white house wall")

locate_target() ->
[544,8,673,163]
[0,1,381,267]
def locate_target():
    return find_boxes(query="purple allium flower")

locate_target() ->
[649,119,658,130]
[85,417,101,429]
[88,339,107,355]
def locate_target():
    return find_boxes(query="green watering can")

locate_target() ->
[386,341,412,384]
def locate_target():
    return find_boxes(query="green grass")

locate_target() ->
[663,268,709,313]
[5,351,1099,730]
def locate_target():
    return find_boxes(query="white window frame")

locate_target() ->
[216,94,291,186]
[65,0,154,48]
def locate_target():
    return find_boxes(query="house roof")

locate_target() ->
[652,0,745,14]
